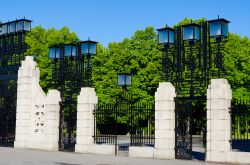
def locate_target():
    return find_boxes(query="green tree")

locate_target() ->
[224,34,250,98]
[25,26,78,91]
[92,27,162,104]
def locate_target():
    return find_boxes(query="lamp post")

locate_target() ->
[117,73,132,102]
[49,39,97,151]
[157,17,230,97]
[158,17,230,160]
[80,39,98,86]
[0,18,32,145]
[118,73,132,89]
[0,18,32,71]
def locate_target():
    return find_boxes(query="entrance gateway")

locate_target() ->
[157,18,230,159]
[49,39,98,151]
[93,91,155,155]
[0,19,32,146]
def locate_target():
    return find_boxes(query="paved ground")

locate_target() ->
[0,147,227,165]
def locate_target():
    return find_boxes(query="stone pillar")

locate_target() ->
[43,90,61,151]
[154,82,176,159]
[14,56,61,151]
[206,79,232,162]
[14,56,35,148]
[75,87,97,153]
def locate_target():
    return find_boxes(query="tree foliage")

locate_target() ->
[224,34,250,98]
[92,27,162,103]
[25,26,78,91]
[25,19,250,101]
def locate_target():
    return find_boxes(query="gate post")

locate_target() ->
[14,57,34,148]
[14,56,61,151]
[75,87,97,153]
[206,79,232,162]
[154,82,176,159]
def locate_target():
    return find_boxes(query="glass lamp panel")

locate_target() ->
[71,46,77,56]
[118,74,125,86]
[55,48,61,58]
[89,42,97,55]
[222,21,228,37]
[183,26,194,40]
[24,21,31,31]
[209,21,221,37]
[49,47,56,59]
[64,45,72,57]
[125,75,131,86]
[194,26,200,40]
[169,30,175,44]
[158,29,168,44]
[10,22,16,33]
[81,42,88,54]
[18,21,24,31]
[2,24,8,34]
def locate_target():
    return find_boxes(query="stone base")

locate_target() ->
[14,141,28,148]
[206,151,227,162]
[129,146,154,158]
[154,149,175,159]
[14,140,58,151]
[75,144,115,155]
[228,152,250,164]
[206,151,250,164]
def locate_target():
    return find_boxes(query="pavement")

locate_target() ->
[0,147,228,165]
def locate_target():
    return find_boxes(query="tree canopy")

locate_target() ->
[25,26,78,91]
[25,18,250,101]
[92,27,162,103]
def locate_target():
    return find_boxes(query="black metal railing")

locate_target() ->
[93,100,155,153]
[130,102,155,147]
[93,103,117,145]
[231,98,250,152]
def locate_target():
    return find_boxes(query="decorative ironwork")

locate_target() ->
[49,40,97,151]
[158,18,229,160]
[130,102,155,147]
[231,99,250,152]
[0,80,17,146]
[93,91,155,155]
[0,18,31,146]
[158,20,229,97]
[175,97,192,160]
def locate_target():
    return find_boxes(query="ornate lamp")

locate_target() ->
[80,40,98,55]
[208,18,230,39]
[157,26,175,45]
[183,23,200,41]
[1,23,9,35]
[9,21,16,33]
[49,46,61,59]
[118,73,132,87]
[64,44,77,57]
[17,19,32,32]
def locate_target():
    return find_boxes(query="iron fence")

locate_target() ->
[93,100,155,153]
[231,99,250,152]
[130,102,155,147]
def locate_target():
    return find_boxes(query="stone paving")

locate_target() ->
[0,147,228,165]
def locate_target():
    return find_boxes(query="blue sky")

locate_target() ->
[1,0,249,46]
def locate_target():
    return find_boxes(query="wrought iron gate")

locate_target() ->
[59,100,77,151]
[0,80,17,146]
[0,18,31,146]
[175,97,192,160]
[93,93,155,155]
[231,99,250,152]
[175,96,206,160]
